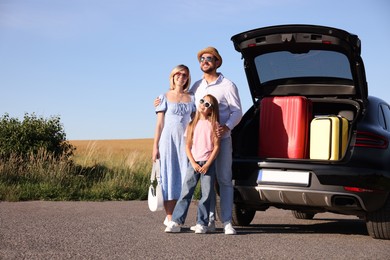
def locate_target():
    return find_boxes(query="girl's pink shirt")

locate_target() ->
[191,119,214,161]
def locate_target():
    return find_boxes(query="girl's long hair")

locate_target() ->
[186,94,220,147]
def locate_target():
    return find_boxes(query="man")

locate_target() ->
[190,47,242,235]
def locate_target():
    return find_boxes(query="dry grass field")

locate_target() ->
[0,139,154,201]
[70,139,154,167]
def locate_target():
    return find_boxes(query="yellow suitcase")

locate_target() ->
[309,116,348,160]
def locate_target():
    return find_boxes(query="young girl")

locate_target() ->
[165,94,220,234]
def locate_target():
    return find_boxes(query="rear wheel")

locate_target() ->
[292,210,315,220]
[232,203,256,226]
[215,186,256,226]
[366,197,390,240]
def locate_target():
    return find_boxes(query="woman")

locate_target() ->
[152,64,195,225]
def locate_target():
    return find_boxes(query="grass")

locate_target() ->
[0,139,154,201]
[0,138,201,201]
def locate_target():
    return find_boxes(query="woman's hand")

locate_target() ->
[152,147,159,161]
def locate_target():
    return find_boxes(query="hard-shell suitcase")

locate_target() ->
[259,96,312,159]
[309,115,349,160]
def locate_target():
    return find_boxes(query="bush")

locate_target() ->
[0,113,74,160]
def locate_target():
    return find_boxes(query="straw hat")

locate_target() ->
[197,46,222,68]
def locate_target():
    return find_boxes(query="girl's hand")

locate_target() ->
[199,165,209,174]
[192,162,201,173]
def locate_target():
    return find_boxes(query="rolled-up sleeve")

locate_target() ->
[225,84,243,130]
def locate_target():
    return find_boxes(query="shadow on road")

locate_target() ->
[236,219,367,236]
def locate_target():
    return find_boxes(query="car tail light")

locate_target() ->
[354,131,388,149]
[344,186,375,192]
[344,186,383,193]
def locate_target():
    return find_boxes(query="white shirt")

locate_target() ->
[190,73,243,139]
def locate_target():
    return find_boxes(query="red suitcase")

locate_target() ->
[259,96,312,158]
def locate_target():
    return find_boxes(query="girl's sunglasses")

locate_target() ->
[199,99,212,108]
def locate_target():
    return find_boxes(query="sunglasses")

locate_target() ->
[200,56,215,63]
[175,72,188,78]
[199,99,212,108]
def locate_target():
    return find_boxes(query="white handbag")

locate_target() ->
[148,159,164,212]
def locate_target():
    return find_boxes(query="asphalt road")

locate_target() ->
[1,201,389,259]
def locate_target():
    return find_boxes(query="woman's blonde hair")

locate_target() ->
[169,64,191,91]
[186,94,220,147]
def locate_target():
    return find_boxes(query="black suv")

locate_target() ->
[229,25,390,239]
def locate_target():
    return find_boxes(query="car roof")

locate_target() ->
[231,24,368,101]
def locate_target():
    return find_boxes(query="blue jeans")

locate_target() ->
[209,137,233,224]
[172,161,216,226]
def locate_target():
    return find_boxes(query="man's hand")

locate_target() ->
[154,97,161,107]
[216,125,229,138]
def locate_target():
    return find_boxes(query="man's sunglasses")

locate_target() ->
[199,99,212,108]
[200,56,215,63]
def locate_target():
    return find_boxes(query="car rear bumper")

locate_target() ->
[235,184,388,215]
[233,160,390,214]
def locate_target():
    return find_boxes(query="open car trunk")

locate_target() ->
[230,25,368,162]
[232,96,361,162]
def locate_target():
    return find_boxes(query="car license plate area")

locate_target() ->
[257,169,310,187]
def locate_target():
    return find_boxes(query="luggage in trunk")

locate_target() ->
[259,96,312,159]
[309,115,349,160]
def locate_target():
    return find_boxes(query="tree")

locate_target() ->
[0,113,74,160]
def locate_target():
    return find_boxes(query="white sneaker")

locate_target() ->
[163,217,169,226]
[190,221,215,232]
[164,221,180,233]
[224,222,236,235]
[194,224,207,234]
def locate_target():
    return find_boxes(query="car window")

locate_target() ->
[380,104,390,131]
[255,50,353,84]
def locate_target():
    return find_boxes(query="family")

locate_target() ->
[152,47,242,235]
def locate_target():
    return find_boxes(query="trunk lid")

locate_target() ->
[231,24,368,103]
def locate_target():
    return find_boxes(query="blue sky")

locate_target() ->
[1,0,389,140]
